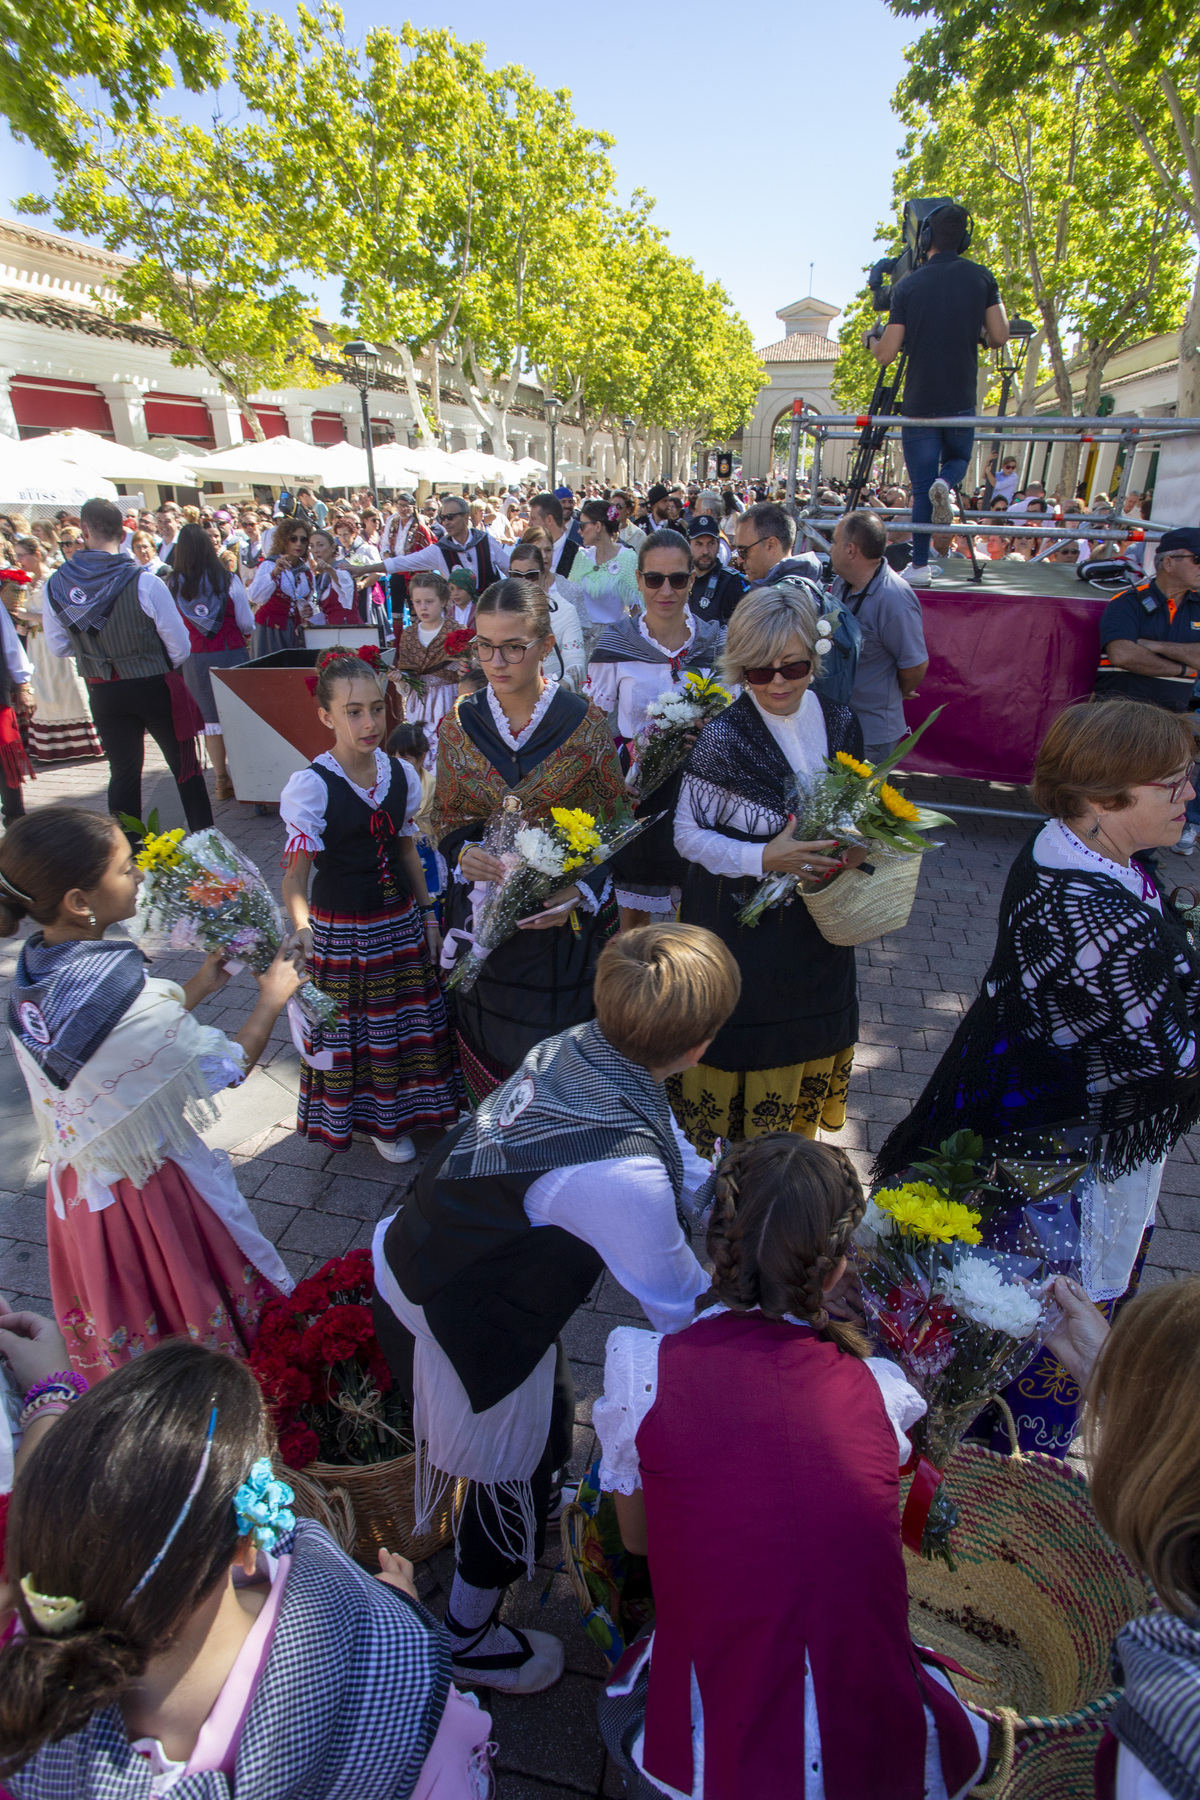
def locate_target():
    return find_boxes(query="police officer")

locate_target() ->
[687,514,746,626]
[1095,525,1200,850]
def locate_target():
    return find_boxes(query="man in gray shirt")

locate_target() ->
[828,510,929,762]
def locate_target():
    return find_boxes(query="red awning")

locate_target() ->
[12,376,114,437]
[239,407,288,439]
[143,392,215,447]
[311,412,348,445]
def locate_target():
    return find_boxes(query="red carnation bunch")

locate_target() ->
[0,568,30,586]
[356,643,385,670]
[444,628,473,658]
[249,1248,412,1471]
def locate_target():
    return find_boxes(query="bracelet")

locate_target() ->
[23,1371,87,1407]
[18,1395,74,1430]
[418,902,437,913]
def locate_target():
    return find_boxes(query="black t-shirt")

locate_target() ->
[889,254,1001,417]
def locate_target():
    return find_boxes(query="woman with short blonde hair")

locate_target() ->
[672,583,867,1155]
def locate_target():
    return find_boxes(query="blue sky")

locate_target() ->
[1,0,925,348]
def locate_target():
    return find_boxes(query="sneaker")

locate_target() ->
[1177,826,1197,855]
[448,1618,566,1695]
[372,1135,416,1163]
[546,1478,579,1524]
[907,564,942,584]
[929,478,955,527]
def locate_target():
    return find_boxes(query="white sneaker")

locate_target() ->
[929,478,955,527]
[372,1135,416,1163]
[450,1622,566,1695]
[1177,826,1197,855]
[907,564,942,584]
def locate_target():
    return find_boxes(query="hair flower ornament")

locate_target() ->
[814,618,834,656]
[233,1459,296,1552]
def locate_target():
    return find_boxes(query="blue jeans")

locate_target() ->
[901,410,975,567]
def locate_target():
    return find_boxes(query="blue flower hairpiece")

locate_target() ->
[233,1459,296,1553]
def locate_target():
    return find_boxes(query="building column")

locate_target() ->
[0,366,18,441]
[98,382,150,447]
[208,402,245,449]
[283,404,314,442]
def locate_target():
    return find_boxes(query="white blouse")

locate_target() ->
[248,559,314,609]
[1034,819,1163,913]
[586,612,715,741]
[309,566,357,622]
[280,750,421,858]
[486,677,559,750]
[673,688,828,882]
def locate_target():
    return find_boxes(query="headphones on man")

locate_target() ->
[917,203,974,258]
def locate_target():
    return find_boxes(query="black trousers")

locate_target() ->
[372,1287,575,1590]
[88,674,213,832]
[0,773,24,825]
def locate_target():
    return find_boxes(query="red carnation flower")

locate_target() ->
[278,1422,322,1470]
[444,628,473,657]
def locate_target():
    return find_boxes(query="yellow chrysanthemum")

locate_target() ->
[136,828,186,871]
[878,781,920,822]
[683,671,731,702]
[550,807,601,857]
[835,751,874,778]
[873,1181,982,1245]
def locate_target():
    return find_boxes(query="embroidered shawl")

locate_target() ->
[393,620,457,683]
[433,686,626,849]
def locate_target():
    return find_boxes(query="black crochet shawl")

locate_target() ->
[875,833,1200,1181]
[683,689,861,839]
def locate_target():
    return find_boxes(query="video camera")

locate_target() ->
[867,197,973,312]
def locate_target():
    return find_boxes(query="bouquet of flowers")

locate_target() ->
[444,628,473,659]
[446,797,653,994]
[854,1131,1058,1566]
[249,1249,412,1469]
[630,671,732,800]
[124,813,340,1031]
[735,709,951,927]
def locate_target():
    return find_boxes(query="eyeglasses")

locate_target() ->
[743,660,813,686]
[1161,552,1200,565]
[439,511,467,524]
[471,637,540,663]
[640,569,691,592]
[735,537,768,557]
[1149,763,1196,802]
[509,567,542,582]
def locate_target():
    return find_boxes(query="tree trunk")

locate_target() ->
[215,373,264,442]
[1179,250,1200,417]
[1016,329,1045,413]
[397,345,435,445]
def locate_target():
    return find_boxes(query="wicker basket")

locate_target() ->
[301,1452,458,1567]
[904,1407,1153,1798]
[802,854,921,946]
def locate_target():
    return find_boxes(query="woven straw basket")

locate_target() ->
[802,854,921,946]
[906,1408,1153,1799]
[298,1453,458,1566]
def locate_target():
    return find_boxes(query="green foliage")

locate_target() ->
[908,1131,988,1204]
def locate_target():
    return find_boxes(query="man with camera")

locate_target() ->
[868,203,1009,584]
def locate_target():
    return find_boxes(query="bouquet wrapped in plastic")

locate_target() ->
[125,815,340,1032]
[736,709,951,927]
[631,671,732,801]
[445,798,653,994]
[854,1131,1062,1567]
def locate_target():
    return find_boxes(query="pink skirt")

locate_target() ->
[47,1160,283,1380]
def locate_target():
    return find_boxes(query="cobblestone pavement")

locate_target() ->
[3,751,1199,1798]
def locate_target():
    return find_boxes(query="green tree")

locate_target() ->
[0,0,241,169]
[18,114,332,438]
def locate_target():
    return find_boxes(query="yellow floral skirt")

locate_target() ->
[669,1047,855,1158]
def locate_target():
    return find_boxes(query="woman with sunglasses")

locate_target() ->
[588,530,724,930]
[672,584,868,1156]
[248,520,314,659]
[877,699,1200,1457]
[432,576,626,1105]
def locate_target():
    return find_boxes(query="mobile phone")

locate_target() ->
[516,899,575,925]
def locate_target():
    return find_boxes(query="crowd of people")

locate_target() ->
[0,448,1197,1800]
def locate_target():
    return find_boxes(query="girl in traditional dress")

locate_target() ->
[433,576,627,1106]
[446,567,477,631]
[588,528,724,931]
[594,1133,987,1800]
[248,521,313,659]
[672,584,867,1155]
[167,523,253,804]
[387,721,445,918]
[308,527,360,625]
[0,807,299,1380]
[12,540,102,764]
[281,651,461,1164]
[390,572,465,769]
[0,1341,493,1800]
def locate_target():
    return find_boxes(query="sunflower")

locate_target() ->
[835,751,874,778]
[878,781,920,822]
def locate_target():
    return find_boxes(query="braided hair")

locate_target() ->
[702,1133,869,1357]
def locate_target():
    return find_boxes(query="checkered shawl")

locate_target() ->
[1111,1609,1200,1800]
[8,1522,451,1800]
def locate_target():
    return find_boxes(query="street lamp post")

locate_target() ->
[667,429,678,482]
[544,394,562,491]
[622,415,635,485]
[341,338,381,504]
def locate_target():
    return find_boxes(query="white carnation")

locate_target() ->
[942,1257,1043,1339]
[515,827,565,876]
[854,1198,895,1247]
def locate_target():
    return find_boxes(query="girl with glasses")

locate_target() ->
[247,521,314,659]
[672,584,868,1156]
[432,576,627,1106]
[588,529,724,930]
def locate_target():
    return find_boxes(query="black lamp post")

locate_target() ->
[544,394,561,490]
[667,428,678,482]
[622,414,635,485]
[341,338,380,503]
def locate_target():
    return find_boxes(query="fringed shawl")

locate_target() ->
[393,620,457,681]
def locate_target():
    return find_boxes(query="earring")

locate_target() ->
[87,912,96,928]
[1087,815,1102,839]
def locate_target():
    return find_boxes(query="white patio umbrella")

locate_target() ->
[189,435,327,483]
[513,455,547,476]
[369,442,423,487]
[0,437,118,509]
[402,446,476,485]
[314,439,373,489]
[21,429,198,485]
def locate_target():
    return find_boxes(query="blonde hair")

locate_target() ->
[1083,1278,1200,1617]
[721,583,820,689]
[593,923,740,1067]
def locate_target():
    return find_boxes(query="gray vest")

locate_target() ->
[65,574,172,683]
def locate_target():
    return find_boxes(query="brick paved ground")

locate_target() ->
[3,751,1199,1798]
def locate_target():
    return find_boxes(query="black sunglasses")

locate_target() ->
[743,659,813,686]
[641,569,691,592]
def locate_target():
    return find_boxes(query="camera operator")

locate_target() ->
[867,204,1009,584]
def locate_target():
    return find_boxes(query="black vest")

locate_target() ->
[555,536,583,581]
[383,1123,604,1413]
[309,759,412,913]
[441,532,499,591]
